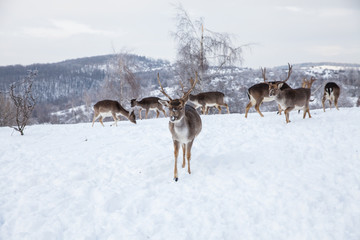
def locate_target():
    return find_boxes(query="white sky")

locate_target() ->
[0,0,359,68]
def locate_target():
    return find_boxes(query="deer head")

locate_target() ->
[268,63,293,97]
[158,73,198,123]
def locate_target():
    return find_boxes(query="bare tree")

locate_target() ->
[172,4,245,89]
[0,92,15,126]
[9,70,37,135]
[98,52,141,105]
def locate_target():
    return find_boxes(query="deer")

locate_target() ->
[130,97,167,119]
[157,73,202,182]
[188,91,230,114]
[245,63,292,118]
[92,100,136,127]
[322,82,340,112]
[268,74,314,123]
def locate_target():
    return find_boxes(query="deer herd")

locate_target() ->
[91,63,341,181]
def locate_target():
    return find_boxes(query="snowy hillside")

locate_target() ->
[1,108,360,239]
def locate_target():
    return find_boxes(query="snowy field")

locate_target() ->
[1,107,360,239]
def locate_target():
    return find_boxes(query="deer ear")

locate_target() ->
[159,99,170,107]
[278,83,284,89]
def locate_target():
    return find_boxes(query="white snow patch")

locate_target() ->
[1,108,360,239]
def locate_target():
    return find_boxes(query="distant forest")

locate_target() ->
[1,54,359,125]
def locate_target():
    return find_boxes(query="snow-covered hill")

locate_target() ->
[1,108,360,239]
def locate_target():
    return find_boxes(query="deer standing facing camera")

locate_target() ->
[158,73,202,182]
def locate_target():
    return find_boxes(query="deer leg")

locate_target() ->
[303,107,311,119]
[145,109,149,119]
[255,100,264,117]
[329,100,332,110]
[92,113,99,127]
[112,113,118,126]
[173,140,180,181]
[139,109,142,120]
[245,101,252,118]
[225,104,230,114]
[99,116,105,127]
[182,143,186,168]
[186,140,194,174]
[217,105,222,114]
[322,96,326,112]
[335,98,339,110]
[205,106,210,115]
[162,109,167,117]
[277,104,283,115]
[306,102,312,118]
[201,106,206,115]
[156,110,160,118]
[284,107,294,123]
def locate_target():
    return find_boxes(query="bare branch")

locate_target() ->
[158,73,173,100]
[9,70,37,135]
[171,5,245,86]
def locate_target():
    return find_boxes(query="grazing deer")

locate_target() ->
[158,73,202,182]
[245,64,292,118]
[268,77,313,123]
[188,91,230,114]
[322,82,340,112]
[130,97,167,119]
[92,100,136,127]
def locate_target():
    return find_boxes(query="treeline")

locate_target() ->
[1,55,360,126]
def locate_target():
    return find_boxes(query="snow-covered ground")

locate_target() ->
[1,107,360,239]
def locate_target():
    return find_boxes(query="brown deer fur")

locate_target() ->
[131,97,167,119]
[268,83,312,123]
[188,91,230,114]
[158,73,202,181]
[322,82,340,112]
[92,100,136,127]
[245,64,293,118]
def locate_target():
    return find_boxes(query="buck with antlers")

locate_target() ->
[322,82,340,112]
[92,100,136,127]
[158,73,202,182]
[268,67,315,123]
[188,91,230,114]
[301,76,317,88]
[245,64,292,118]
[130,97,167,119]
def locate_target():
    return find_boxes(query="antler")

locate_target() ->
[301,78,308,88]
[179,79,186,94]
[182,72,198,100]
[283,63,293,82]
[157,73,172,100]
[261,67,267,82]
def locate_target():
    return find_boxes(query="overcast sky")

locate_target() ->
[0,0,359,68]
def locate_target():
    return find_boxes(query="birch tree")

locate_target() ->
[172,4,245,89]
